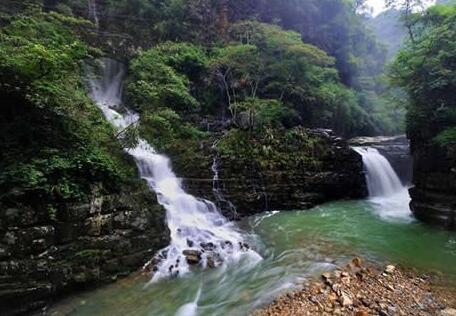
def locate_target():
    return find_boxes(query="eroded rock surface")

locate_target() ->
[185,129,367,219]
[409,141,456,229]
[0,184,169,316]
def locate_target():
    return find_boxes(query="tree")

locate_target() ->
[385,0,434,42]
[389,4,456,144]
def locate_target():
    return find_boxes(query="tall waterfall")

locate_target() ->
[88,59,261,282]
[353,147,413,221]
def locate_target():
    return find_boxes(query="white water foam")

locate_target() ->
[88,58,261,282]
[353,147,413,222]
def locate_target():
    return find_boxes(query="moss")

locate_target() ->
[434,127,456,146]
[216,127,327,171]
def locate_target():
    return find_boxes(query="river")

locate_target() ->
[46,59,456,316]
[45,197,456,316]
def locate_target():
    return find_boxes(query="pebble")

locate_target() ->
[385,265,396,274]
[252,258,455,316]
[339,292,353,306]
[441,308,456,316]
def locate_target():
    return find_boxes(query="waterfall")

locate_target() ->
[88,0,100,29]
[88,58,261,282]
[353,147,403,197]
[211,156,238,219]
[353,147,413,221]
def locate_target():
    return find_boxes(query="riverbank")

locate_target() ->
[253,258,456,316]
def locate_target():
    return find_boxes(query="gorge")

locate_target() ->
[43,131,456,316]
[0,1,455,315]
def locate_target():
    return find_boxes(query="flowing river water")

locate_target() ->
[45,60,456,315]
[45,199,456,316]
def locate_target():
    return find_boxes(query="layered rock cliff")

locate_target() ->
[409,141,456,230]
[349,135,412,185]
[184,128,367,219]
[0,183,169,316]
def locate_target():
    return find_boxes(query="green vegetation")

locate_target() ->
[125,42,210,175]
[122,22,373,175]
[217,127,327,171]
[5,0,452,213]
[29,0,406,137]
[389,3,456,146]
[0,9,136,210]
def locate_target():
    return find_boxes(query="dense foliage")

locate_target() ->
[25,0,406,136]
[390,3,456,146]
[4,0,446,213]
[0,8,137,210]
[217,127,328,171]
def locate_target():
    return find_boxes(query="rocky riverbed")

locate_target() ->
[253,258,456,316]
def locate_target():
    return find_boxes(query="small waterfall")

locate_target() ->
[211,156,238,219]
[88,59,261,282]
[353,147,403,197]
[353,147,413,221]
[88,0,100,29]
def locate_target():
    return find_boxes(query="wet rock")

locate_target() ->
[200,242,215,251]
[408,138,456,230]
[183,250,202,265]
[184,128,367,218]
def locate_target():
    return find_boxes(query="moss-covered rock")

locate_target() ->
[0,182,169,316]
[183,127,367,218]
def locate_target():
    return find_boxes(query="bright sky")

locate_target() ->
[366,0,437,16]
[367,0,387,16]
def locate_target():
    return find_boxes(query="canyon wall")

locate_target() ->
[0,184,169,315]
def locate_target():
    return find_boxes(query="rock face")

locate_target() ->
[0,184,169,316]
[185,129,367,218]
[409,141,456,229]
[349,135,412,185]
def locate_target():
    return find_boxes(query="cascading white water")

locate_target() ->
[88,0,100,29]
[353,147,403,197]
[88,58,261,282]
[353,147,413,221]
[211,157,238,218]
